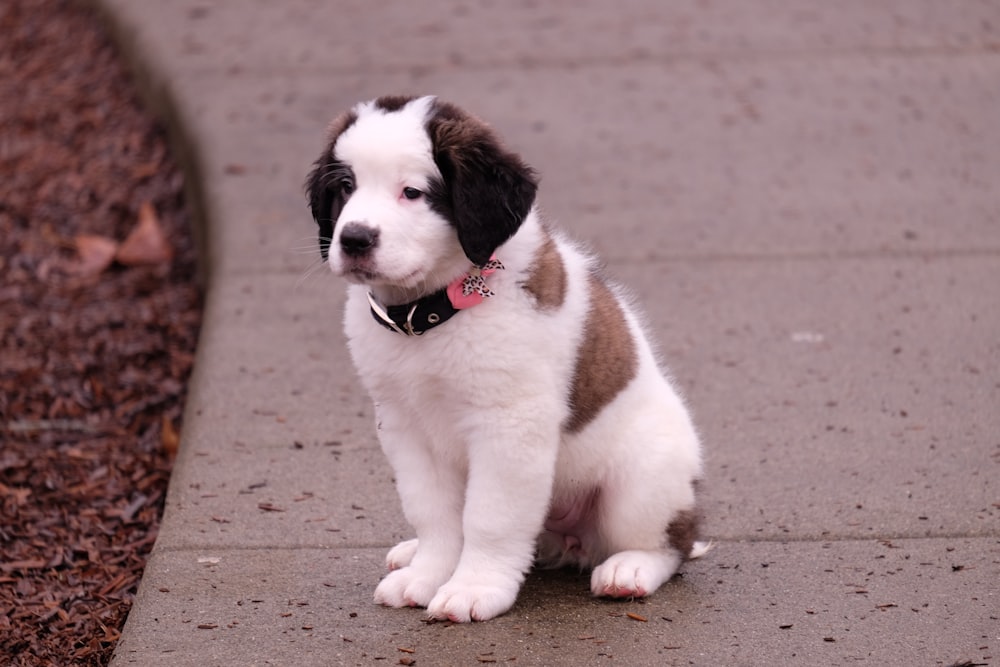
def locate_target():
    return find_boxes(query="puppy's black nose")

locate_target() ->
[339,223,379,257]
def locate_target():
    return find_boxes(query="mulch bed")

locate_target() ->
[1,1,201,664]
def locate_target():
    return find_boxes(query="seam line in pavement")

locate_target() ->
[166,46,1000,80]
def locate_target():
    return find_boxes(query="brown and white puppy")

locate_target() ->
[305,95,705,622]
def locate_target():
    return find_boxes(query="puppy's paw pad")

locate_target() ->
[590,550,680,599]
[373,567,441,609]
[426,580,519,623]
[592,571,648,598]
[385,538,419,570]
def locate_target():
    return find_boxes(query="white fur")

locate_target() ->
[317,97,704,622]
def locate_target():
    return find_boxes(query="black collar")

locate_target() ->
[367,289,458,336]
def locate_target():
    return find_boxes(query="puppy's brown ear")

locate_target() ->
[304,111,358,259]
[427,102,538,266]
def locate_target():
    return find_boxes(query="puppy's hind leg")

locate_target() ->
[591,548,684,598]
[589,468,701,599]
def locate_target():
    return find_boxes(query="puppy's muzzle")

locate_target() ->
[340,222,380,258]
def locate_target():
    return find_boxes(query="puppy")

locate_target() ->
[305,95,705,622]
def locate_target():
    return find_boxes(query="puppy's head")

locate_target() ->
[305,96,537,292]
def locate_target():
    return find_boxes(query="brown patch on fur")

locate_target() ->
[667,509,700,558]
[373,95,416,112]
[564,275,637,433]
[325,109,358,144]
[522,233,566,310]
[427,101,499,177]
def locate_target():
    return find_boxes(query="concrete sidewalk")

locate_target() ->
[93,2,998,665]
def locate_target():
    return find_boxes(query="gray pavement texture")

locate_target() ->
[89,1,999,665]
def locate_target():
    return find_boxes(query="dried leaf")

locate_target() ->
[70,234,118,276]
[116,201,173,265]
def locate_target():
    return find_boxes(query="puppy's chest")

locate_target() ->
[348,315,508,406]
[348,280,563,376]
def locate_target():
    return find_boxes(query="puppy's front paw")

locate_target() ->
[426,574,520,622]
[373,566,445,609]
[385,538,419,570]
[590,550,681,598]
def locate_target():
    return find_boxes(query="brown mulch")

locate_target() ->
[0,1,201,665]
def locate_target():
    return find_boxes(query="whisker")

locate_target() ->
[288,246,325,255]
[287,236,330,255]
[294,256,332,291]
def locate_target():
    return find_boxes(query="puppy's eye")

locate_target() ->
[402,187,423,201]
[341,180,355,195]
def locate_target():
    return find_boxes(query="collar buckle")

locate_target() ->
[403,303,421,336]
[367,291,411,336]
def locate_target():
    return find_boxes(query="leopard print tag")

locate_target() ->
[461,258,505,298]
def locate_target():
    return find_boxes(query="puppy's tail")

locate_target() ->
[688,540,714,559]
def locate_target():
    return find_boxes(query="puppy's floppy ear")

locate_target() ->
[304,110,358,259]
[427,102,538,266]
[304,156,333,259]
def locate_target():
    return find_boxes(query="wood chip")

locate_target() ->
[161,415,180,457]
[258,502,286,512]
[626,612,648,622]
